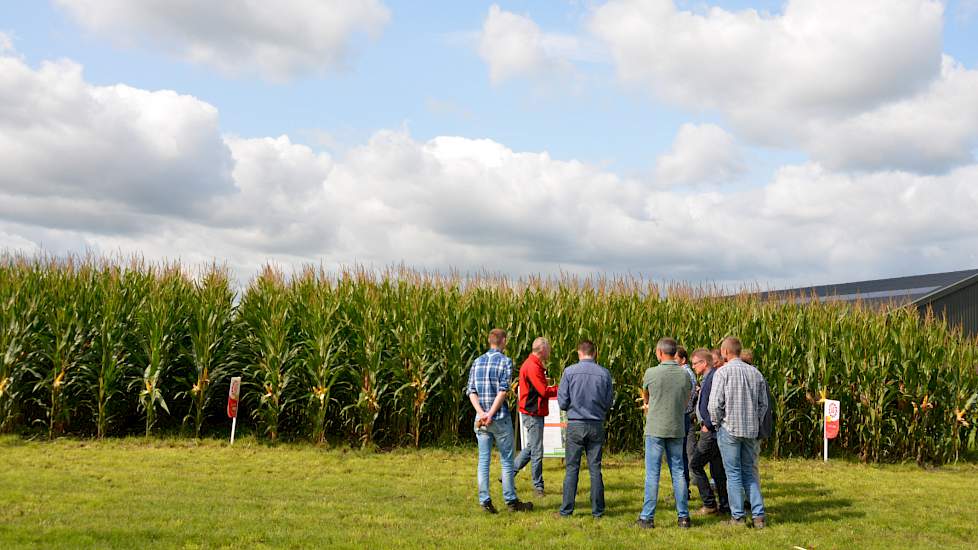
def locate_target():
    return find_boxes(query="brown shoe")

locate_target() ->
[507,500,533,512]
[753,516,766,529]
[534,489,546,498]
[694,506,719,516]
[725,517,747,527]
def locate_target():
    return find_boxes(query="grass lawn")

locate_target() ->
[0,437,975,549]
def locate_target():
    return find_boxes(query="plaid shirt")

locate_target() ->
[707,358,769,438]
[683,364,698,414]
[465,349,513,421]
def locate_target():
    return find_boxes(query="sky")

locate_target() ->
[1,0,978,289]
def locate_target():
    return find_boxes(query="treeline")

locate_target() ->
[1,255,976,464]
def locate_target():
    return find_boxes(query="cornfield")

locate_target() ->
[1,254,976,464]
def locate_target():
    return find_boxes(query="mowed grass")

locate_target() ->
[0,437,975,549]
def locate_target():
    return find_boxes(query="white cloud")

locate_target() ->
[0,32,13,53]
[591,0,943,119]
[478,4,580,83]
[804,56,978,172]
[0,55,234,228]
[2,49,978,286]
[654,123,745,186]
[56,0,390,80]
[0,230,38,254]
[588,0,978,173]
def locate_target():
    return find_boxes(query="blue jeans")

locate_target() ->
[514,414,545,490]
[560,421,605,517]
[641,435,689,520]
[475,419,518,505]
[717,426,765,519]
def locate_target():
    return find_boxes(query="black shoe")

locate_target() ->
[753,516,766,529]
[507,500,533,512]
[635,518,654,529]
[678,517,691,529]
[481,501,498,514]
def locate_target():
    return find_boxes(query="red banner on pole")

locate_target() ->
[825,399,840,440]
[227,377,241,419]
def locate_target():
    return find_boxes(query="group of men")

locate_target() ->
[466,329,770,530]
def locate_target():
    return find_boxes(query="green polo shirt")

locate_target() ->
[642,360,692,438]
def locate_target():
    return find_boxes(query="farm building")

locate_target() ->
[758,269,978,338]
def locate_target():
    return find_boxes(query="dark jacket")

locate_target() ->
[557,359,613,422]
[518,354,559,417]
[696,368,717,431]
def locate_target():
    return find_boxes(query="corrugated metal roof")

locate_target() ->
[758,269,978,307]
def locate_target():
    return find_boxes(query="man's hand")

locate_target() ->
[481,412,493,426]
[700,425,708,433]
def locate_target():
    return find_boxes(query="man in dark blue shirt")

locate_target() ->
[557,340,613,517]
[689,348,729,515]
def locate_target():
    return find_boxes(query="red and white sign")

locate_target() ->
[227,377,241,419]
[824,399,840,440]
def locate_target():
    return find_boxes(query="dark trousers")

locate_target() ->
[689,429,729,511]
[560,421,605,517]
[682,413,693,493]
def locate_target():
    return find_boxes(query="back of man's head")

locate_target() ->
[720,337,742,358]
[489,328,507,348]
[577,340,596,359]
[656,337,678,358]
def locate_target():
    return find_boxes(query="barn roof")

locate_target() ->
[757,269,978,308]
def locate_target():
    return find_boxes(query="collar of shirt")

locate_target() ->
[525,353,543,368]
[579,358,597,365]
[658,359,679,367]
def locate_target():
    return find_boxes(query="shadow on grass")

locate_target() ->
[767,497,861,523]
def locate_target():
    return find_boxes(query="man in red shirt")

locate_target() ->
[513,337,559,497]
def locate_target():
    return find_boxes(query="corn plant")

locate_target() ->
[292,269,347,444]
[177,267,235,439]
[82,266,138,439]
[133,266,189,436]
[0,259,39,432]
[31,262,93,438]
[238,267,299,441]
[341,272,393,448]
[390,277,443,447]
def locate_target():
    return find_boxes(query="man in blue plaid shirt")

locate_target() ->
[466,328,533,513]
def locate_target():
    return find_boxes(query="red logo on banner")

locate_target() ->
[227,377,241,419]
[825,400,840,440]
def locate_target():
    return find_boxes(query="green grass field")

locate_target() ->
[0,437,975,549]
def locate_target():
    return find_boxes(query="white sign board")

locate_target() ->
[519,397,565,458]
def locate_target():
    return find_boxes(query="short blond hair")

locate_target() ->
[488,328,507,346]
[692,348,713,366]
[721,337,742,357]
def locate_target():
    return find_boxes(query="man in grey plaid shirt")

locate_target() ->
[707,337,769,529]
